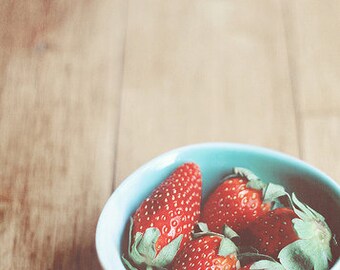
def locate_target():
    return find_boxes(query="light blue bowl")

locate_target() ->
[96,143,340,270]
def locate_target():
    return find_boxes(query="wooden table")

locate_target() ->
[1,1,339,269]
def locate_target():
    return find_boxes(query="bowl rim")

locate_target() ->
[96,142,340,269]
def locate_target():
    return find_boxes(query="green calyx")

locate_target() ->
[233,168,263,186]
[278,193,333,270]
[232,167,266,194]
[262,183,288,204]
[193,222,239,257]
[233,168,288,204]
[193,222,239,241]
[122,217,183,270]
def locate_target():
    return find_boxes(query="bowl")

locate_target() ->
[96,143,340,270]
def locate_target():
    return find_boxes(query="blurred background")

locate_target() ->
[0,1,339,269]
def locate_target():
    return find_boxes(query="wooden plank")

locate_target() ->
[0,1,127,269]
[302,116,340,183]
[116,0,299,185]
[282,0,340,115]
[282,1,340,183]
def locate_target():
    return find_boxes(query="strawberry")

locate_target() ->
[172,224,239,270]
[241,208,298,258]
[201,168,286,233]
[172,235,238,270]
[122,162,202,269]
[240,193,333,270]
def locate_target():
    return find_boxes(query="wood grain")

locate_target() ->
[1,1,340,269]
[302,116,340,183]
[282,1,340,183]
[0,1,127,269]
[115,0,299,185]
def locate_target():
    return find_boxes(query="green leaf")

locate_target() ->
[218,237,238,257]
[306,203,325,221]
[250,260,286,270]
[246,179,266,191]
[291,193,315,220]
[280,194,333,270]
[312,245,330,270]
[222,225,239,240]
[262,183,287,203]
[137,228,160,261]
[130,232,145,265]
[278,240,311,270]
[272,200,286,210]
[234,167,260,181]
[127,217,134,253]
[192,231,208,238]
[153,235,183,267]
[121,255,139,270]
[193,222,226,239]
[192,223,224,239]
[278,239,330,270]
[192,231,223,239]
[237,252,276,267]
[293,208,310,220]
[292,218,315,240]
[123,218,142,268]
[128,225,185,268]
[197,222,209,233]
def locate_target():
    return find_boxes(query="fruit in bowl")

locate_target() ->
[122,163,202,269]
[96,143,340,270]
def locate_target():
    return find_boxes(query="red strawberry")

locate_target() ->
[172,234,239,270]
[241,194,333,270]
[241,208,298,258]
[122,162,202,269]
[201,168,285,233]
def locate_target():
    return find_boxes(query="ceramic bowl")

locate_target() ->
[96,143,340,270]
